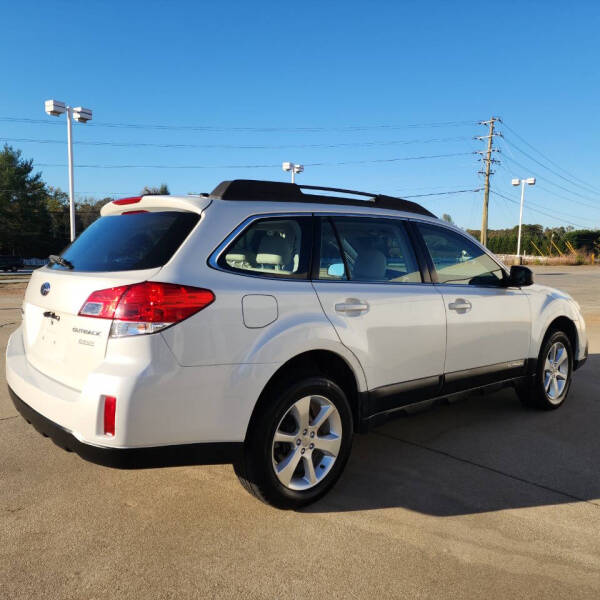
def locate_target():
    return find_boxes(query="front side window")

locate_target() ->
[318,216,421,283]
[218,216,312,279]
[417,223,505,286]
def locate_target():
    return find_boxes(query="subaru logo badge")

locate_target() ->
[40,282,51,296]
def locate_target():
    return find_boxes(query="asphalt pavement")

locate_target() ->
[1,266,599,599]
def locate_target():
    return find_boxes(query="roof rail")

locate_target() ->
[209,180,436,218]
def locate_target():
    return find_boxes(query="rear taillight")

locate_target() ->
[79,282,215,337]
[103,395,116,436]
[79,285,130,319]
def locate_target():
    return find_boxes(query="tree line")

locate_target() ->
[466,224,600,257]
[0,145,168,258]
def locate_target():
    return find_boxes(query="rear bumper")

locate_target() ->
[9,386,242,469]
[6,325,274,447]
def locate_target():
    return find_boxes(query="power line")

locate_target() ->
[2,186,481,199]
[490,189,593,229]
[0,135,473,150]
[495,161,600,214]
[0,116,481,133]
[404,187,482,199]
[500,153,600,206]
[0,188,130,196]
[526,197,597,225]
[495,161,600,215]
[35,151,475,169]
[491,189,581,226]
[502,121,600,195]
[502,133,600,196]
[534,183,600,212]
[491,187,516,224]
[490,123,600,225]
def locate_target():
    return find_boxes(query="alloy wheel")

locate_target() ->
[543,341,569,403]
[271,395,342,491]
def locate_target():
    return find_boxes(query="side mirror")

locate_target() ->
[327,263,345,278]
[507,265,534,287]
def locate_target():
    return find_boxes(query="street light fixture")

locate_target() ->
[512,177,536,261]
[282,161,304,183]
[44,99,93,242]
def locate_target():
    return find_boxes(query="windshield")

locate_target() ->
[49,211,199,272]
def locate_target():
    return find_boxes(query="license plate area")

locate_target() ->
[37,314,67,361]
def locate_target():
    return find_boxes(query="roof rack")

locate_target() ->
[209,180,436,218]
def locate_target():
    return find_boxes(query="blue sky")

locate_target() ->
[2,0,599,231]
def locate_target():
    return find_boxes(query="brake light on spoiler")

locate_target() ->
[113,196,142,205]
[79,282,215,338]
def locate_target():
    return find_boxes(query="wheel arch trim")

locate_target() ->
[244,347,367,440]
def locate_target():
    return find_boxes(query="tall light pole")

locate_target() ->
[44,100,93,242]
[512,177,536,262]
[282,162,304,183]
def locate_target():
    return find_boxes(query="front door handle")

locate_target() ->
[335,299,369,313]
[448,298,472,312]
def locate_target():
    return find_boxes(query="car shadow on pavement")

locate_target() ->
[306,354,600,516]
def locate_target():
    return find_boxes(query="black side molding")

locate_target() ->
[363,359,531,427]
[368,375,442,415]
[9,387,242,469]
[443,360,527,395]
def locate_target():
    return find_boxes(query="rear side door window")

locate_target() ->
[217,216,313,279]
[317,219,347,280]
[416,223,505,286]
[317,216,422,283]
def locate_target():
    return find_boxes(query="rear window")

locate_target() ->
[49,211,199,272]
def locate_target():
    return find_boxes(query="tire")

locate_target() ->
[517,330,573,410]
[234,375,353,509]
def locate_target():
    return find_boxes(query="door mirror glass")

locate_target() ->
[327,263,345,278]
[508,265,534,287]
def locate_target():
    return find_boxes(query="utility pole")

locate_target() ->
[476,117,501,246]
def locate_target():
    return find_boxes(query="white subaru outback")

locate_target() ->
[6,180,588,508]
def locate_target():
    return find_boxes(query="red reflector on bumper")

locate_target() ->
[103,396,116,436]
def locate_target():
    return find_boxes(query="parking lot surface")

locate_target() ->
[1,266,599,599]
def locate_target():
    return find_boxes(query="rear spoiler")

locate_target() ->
[101,195,212,216]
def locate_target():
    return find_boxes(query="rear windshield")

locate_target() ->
[49,211,199,272]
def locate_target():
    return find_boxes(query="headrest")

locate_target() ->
[256,234,290,266]
[353,248,387,280]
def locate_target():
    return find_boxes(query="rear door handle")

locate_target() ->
[335,299,369,313]
[448,298,472,312]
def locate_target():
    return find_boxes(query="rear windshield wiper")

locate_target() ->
[48,254,74,269]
